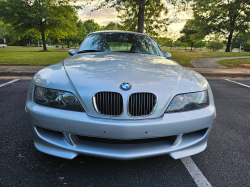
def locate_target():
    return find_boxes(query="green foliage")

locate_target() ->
[181,42,188,50]
[91,0,173,36]
[192,0,250,52]
[163,38,173,47]
[206,41,224,51]
[243,42,250,52]
[102,22,117,30]
[179,20,203,50]
[75,20,88,44]
[83,19,100,34]
[156,37,173,46]
[174,41,182,49]
[115,0,169,36]
[0,0,81,50]
[67,19,100,46]
[194,41,206,50]
[181,43,188,47]
[0,22,8,38]
[232,33,250,48]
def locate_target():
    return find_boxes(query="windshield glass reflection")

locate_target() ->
[78,32,163,56]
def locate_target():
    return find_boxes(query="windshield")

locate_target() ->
[78,32,163,56]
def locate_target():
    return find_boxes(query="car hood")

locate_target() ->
[61,52,209,119]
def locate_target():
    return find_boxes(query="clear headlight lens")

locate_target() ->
[165,90,209,113]
[33,86,84,112]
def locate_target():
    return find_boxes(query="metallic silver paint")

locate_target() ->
[26,32,216,159]
[164,52,172,59]
[68,49,76,56]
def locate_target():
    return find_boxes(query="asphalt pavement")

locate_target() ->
[190,56,250,68]
[1,78,250,186]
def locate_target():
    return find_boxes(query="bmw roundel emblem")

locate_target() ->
[120,83,131,91]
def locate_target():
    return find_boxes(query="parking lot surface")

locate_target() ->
[1,78,250,186]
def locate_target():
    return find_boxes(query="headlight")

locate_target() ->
[165,90,209,113]
[33,86,84,112]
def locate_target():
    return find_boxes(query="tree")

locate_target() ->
[163,38,173,47]
[243,42,250,52]
[0,21,10,43]
[91,0,190,34]
[75,20,87,46]
[180,20,201,51]
[102,22,117,30]
[0,0,80,50]
[194,41,206,51]
[83,19,100,35]
[115,0,169,36]
[232,33,250,48]
[181,42,188,50]
[156,37,173,47]
[174,41,182,50]
[192,0,250,52]
[206,41,224,51]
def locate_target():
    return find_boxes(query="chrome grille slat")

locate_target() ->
[128,92,157,116]
[94,92,123,116]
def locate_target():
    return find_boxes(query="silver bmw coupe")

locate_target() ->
[25,31,216,160]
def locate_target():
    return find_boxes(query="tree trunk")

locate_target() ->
[62,40,64,49]
[138,0,145,33]
[225,31,233,52]
[191,43,193,51]
[41,31,47,51]
[67,39,70,48]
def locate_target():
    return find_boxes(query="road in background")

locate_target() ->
[1,78,250,186]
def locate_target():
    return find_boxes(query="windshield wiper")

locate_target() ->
[77,50,103,53]
[116,51,138,53]
[117,51,151,55]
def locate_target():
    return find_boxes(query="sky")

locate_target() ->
[76,1,193,38]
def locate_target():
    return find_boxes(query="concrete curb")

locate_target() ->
[1,71,250,78]
[0,71,36,76]
[200,73,250,77]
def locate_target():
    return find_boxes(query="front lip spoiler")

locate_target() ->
[33,126,210,160]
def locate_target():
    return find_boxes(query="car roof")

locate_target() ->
[91,30,150,37]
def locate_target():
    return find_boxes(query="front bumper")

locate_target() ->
[26,89,216,160]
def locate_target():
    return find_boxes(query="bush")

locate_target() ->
[194,41,206,50]
[206,41,224,51]
[243,42,250,52]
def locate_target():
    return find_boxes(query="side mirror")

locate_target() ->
[68,49,76,56]
[164,52,172,59]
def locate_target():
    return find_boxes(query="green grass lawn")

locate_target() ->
[218,58,250,69]
[1,46,250,67]
[161,47,250,67]
[0,52,70,66]
[0,46,77,52]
